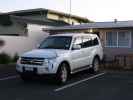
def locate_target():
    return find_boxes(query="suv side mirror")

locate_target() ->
[72,44,81,50]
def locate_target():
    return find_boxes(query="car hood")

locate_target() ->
[22,49,69,58]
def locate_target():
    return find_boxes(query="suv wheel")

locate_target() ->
[56,63,69,84]
[90,57,100,74]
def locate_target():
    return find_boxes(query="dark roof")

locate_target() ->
[43,21,133,31]
[6,8,48,16]
[0,8,91,26]
[11,15,69,26]
[7,8,47,14]
[5,8,89,23]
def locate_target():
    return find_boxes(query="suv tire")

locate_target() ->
[89,57,100,74]
[56,63,69,84]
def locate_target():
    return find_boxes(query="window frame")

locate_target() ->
[82,36,99,48]
[105,31,132,48]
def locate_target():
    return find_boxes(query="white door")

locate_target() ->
[70,37,83,71]
[81,37,92,66]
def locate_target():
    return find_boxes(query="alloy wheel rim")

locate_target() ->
[61,65,67,83]
[94,59,99,72]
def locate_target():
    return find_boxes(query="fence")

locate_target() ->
[100,54,133,70]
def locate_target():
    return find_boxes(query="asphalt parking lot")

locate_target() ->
[0,70,133,100]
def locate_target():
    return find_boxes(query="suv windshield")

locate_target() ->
[39,36,72,50]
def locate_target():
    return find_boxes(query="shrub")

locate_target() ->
[0,52,11,64]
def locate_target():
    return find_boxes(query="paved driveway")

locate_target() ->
[0,70,133,100]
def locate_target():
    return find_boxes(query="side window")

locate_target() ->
[72,37,82,49]
[82,37,99,48]
[82,38,92,48]
[92,37,99,46]
[73,37,82,46]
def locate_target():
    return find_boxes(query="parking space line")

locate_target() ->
[54,72,106,92]
[0,75,19,81]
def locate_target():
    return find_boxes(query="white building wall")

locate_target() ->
[0,24,49,56]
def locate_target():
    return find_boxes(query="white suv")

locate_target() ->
[16,33,103,84]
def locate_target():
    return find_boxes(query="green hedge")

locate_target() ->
[0,52,19,64]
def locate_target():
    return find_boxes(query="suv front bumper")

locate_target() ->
[16,63,57,75]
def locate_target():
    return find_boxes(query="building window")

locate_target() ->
[118,31,130,47]
[106,31,131,48]
[106,31,117,47]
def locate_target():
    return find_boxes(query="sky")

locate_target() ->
[0,0,133,22]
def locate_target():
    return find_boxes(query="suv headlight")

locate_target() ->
[43,58,57,66]
[44,59,49,63]
[17,57,21,64]
[43,59,49,66]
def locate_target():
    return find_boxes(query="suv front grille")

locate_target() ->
[21,57,44,65]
